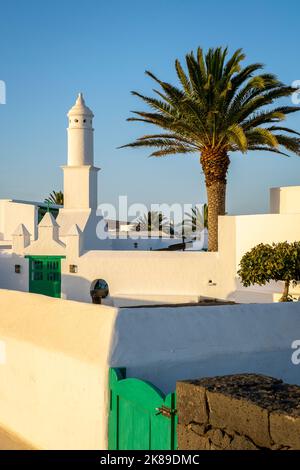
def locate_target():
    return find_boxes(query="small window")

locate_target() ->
[83,119,86,123]
[74,119,78,123]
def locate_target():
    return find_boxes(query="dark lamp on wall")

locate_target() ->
[69,264,78,274]
[15,265,21,274]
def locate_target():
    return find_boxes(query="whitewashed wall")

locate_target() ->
[0,289,299,449]
[0,289,118,450]
[223,213,300,301]
[61,250,219,303]
[110,302,300,393]
[0,200,37,241]
[270,186,300,214]
[0,251,29,292]
[1,212,299,304]
[2,192,300,304]
[61,212,292,304]
[234,213,300,269]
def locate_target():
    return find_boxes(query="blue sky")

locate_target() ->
[0,0,300,215]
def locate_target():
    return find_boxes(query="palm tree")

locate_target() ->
[183,203,208,237]
[134,211,171,234]
[45,190,64,206]
[120,47,300,251]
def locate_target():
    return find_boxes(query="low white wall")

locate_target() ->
[0,289,118,450]
[110,302,300,393]
[0,289,300,449]
[61,250,219,303]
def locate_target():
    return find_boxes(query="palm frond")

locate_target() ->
[175,59,192,95]
[120,46,300,161]
[247,146,291,157]
[227,124,248,152]
[246,128,279,148]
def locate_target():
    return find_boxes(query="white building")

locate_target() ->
[1,95,300,451]
[0,94,300,305]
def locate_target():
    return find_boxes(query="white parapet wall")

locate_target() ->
[270,186,300,214]
[0,289,118,450]
[0,200,37,241]
[0,289,300,449]
[61,250,220,304]
[110,302,300,393]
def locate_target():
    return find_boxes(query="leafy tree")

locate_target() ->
[45,190,64,206]
[238,242,300,302]
[120,47,300,251]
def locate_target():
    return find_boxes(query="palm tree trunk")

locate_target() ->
[200,149,230,251]
[207,182,226,251]
[280,280,290,302]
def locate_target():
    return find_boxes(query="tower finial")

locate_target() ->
[76,92,85,105]
[68,93,93,117]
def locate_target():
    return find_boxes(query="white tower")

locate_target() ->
[67,92,94,166]
[62,93,99,210]
[56,93,108,249]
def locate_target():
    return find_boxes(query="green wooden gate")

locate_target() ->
[27,256,64,298]
[108,368,177,450]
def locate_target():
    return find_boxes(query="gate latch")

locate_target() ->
[155,405,177,418]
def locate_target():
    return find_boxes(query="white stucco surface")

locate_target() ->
[62,166,98,210]
[60,210,300,304]
[270,186,300,214]
[2,206,300,304]
[67,93,94,167]
[0,200,37,241]
[0,289,300,449]
[0,253,29,292]
[2,93,300,447]
[234,213,300,269]
[0,289,118,450]
[24,212,66,256]
[110,302,300,393]
[109,293,201,307]
[223,213,300,301]
[61,250,219,303]
[1,94,300,305]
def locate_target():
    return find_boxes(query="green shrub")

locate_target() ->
[238,241,300,302]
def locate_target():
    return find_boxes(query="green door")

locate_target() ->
[108,368,177,450]
[27,256,63,298]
